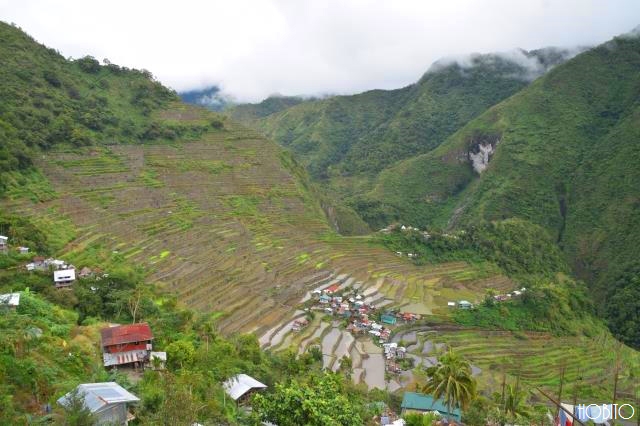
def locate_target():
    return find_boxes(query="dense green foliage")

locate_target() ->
[379,222,597,334]
[367,32,640,346]
[0,21,220,196]
[0,290,103,424]
[379,219,568,279]
[453,279,597,335]
[252,373,365,425]
[605,262,640,348]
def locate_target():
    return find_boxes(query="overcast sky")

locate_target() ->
[1,0,638,102]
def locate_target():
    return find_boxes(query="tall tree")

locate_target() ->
[422,348,477,421]
[252,373,363,426]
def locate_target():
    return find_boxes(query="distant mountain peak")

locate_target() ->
[426,46,589,82]
[179,85,233,111]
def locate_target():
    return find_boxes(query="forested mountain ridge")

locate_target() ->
[225,48,580,235]
[0,22,185,194]
[229,48,579,178]
[365,31,640,348]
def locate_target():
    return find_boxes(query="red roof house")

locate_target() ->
[324,284,341,294]
[100,323,154,367]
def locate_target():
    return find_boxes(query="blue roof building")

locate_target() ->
[381,313,397,325]
[400,392,462,421]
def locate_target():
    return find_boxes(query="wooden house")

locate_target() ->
[100,323,153,368]
[54,269,76,288]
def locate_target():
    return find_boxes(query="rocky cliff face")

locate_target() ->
[469,141,497,173]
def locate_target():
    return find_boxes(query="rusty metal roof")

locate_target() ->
[100,323,153,347]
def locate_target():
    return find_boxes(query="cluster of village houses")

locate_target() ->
[24,255,108,288]
[298,283,424,378]
[306,283,421,343]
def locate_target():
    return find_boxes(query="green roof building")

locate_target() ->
[381,313,397,325]
[400,392,462,421]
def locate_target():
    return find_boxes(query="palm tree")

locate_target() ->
[503,382,530,421]
[422,348,477,422]
[490,376,532,425]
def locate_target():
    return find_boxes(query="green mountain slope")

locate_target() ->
[230,50,576,179]
[225,95,306,121]
[0,22,182,193]
[228,49,577,233]
[0,21,329,335]
[367,32,640,347]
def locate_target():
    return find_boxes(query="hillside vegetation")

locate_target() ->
[227,49,576,233]
[366,32,640,347]
[0,22,204,195]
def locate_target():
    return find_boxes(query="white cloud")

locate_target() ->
[1,0,638,101]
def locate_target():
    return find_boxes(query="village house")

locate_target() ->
[323,283,341,294]
[57,382,139,425]
[26,256,46,272]
[0,235,7,249]
[0,292,20,310]
[400,312,419,322]
[18,246,29,254]
[223,374,267,405]
[100,323,154,368]
[47,258,71,270]
[381,313,397,325]
[318,294,331,304]
[401,392,462,422]
[457,300,473,309]
[54,268,76,288]
[292,318,308,332]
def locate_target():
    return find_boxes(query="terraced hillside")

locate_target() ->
[424,327,640,400]
[3,22,638,411]
[2,102,514,336]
